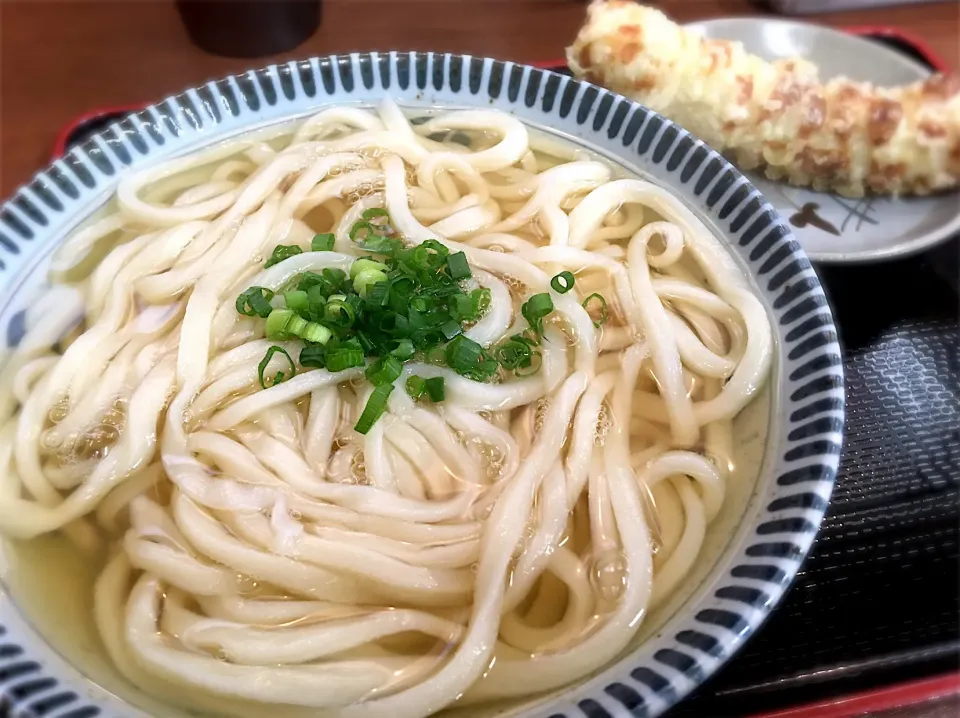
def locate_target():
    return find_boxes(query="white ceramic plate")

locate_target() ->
[686,18,960,264]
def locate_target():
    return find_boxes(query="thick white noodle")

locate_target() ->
[0,100,772,716]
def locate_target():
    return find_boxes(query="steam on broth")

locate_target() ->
[0,101,772,717]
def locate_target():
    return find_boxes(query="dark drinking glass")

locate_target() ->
[176,0,322,58]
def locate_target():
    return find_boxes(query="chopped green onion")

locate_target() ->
[406,376,426,399]
[349,221,380,243]
[257,346,296,389]
[326,345,365,372]
[509,332,539,347]
[421,239,449,258]
[355,331,375,354]
[446,251,471,280]
[364,280,390,308]
[521,293,554,336]
[361,234,403,257]
[361,207,389,220]
[236,286,275,318]
[410,240,448,270]
[551,271,575,294]
[582,293,608,327]
[440,320,462,340]
[424,376,445,402]
[473,288,491,314]
[350,258,388,280]
[515,350,543,377]
[365,355,403,386]
[322,268,348,292]
[471,354,500,382]
[298,268,347,295]
[300,322,332,344]
[452,293,475,320]
[354,384,394,434]
[266,309,332,344]
[283,290,309,315]
[264,244,303,268]
[323,300,355,328]
[300,343,326,368]
[497,338,533,370]
[312,233,335,252]
[445,334,481,371]
[445,335,497,380]
[354,269,388,298]
[243,222,508,401]
[390,275,416,298]
[389,338,415,360]
[380,313,410,336]
[265,309,295,340]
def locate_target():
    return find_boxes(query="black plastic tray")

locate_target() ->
[670,239,960,717]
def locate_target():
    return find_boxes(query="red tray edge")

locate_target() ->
[745,671,960,718]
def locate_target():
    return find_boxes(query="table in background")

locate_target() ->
[1,0,958,196]
[0,2,959,718]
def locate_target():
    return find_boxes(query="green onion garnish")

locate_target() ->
[440,320,462,340]
[284,290,309,315]
[241,212,520,431]
[582,293,608,327]
[326,343,365,372]
[515,351,543,377]
[265,309,295,340]
[300,343,326,368]
[350,258,388,280]
[365,355,403,386]
[258,346,296,389]
[264,309,332,344]
[406,376,427,399]
[323,299,356,329]
[236,286,274,318]
[389,338,415,360]
[312,233,335,252]
[300,322,331,344]
[522,293,554,337]
[497,338,533,370]
[355,384,394,434]
[446,251,471,280]
[445,334,481,372]
[551,271,575,294]
[349,221,379,243]
[264,244,303,268]
[445,335,498,381]
[361,235,403,257]
[354,269,388,298]
[424,376,445,402]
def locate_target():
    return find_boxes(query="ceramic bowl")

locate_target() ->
[0,52,843,718]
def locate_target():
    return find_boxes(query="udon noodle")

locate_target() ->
[0,100,772,717]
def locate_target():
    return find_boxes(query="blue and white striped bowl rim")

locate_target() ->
[0,52,843,718]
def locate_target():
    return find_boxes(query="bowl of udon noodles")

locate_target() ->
[0,53,843,718]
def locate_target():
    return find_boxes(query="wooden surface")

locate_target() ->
[1,0,958,197]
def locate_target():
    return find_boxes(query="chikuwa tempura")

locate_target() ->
[569,0,960,197]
